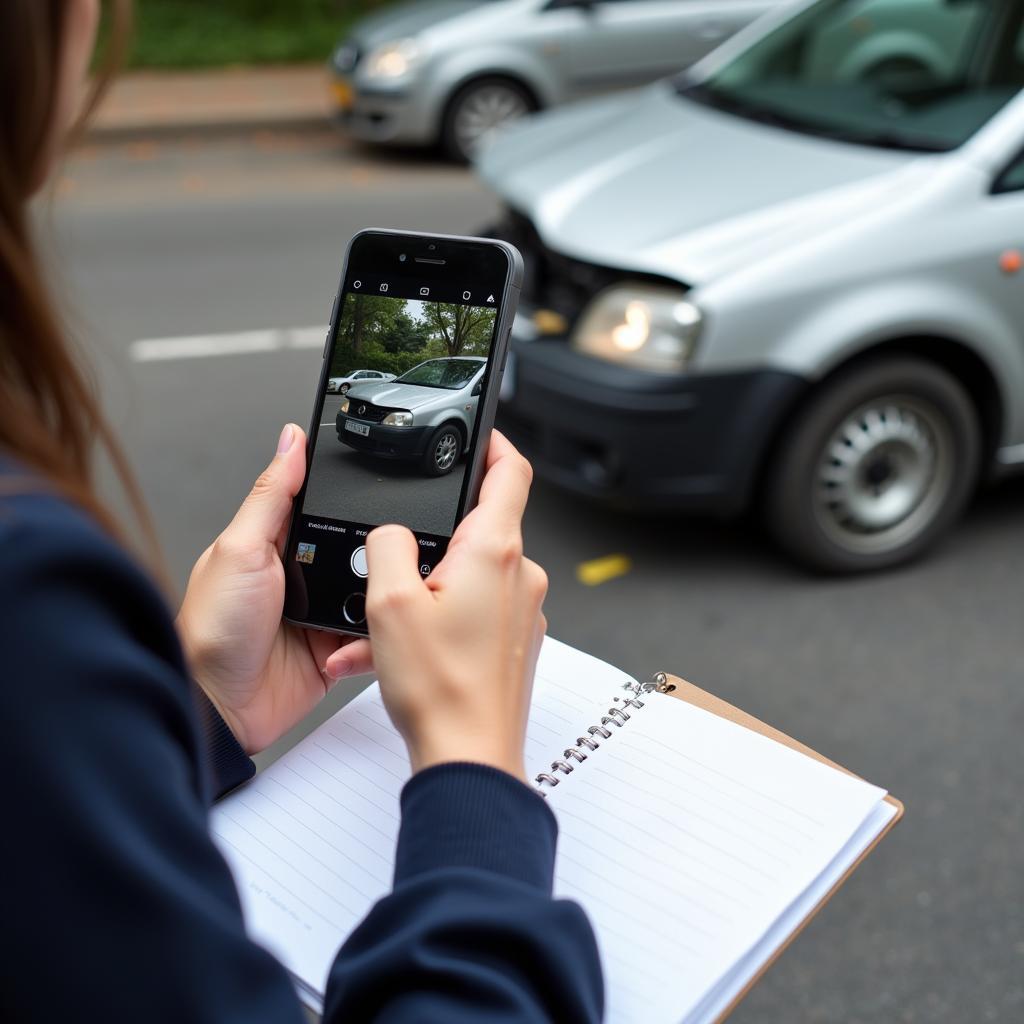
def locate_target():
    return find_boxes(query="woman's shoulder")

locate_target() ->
[0,456,178,654]
[0,456,128,569]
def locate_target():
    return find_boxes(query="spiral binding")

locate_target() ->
[534,673,672,794]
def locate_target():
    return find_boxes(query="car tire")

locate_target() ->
[441,77,536,163]
[422,424,463,477]
[764,357,981,573]
[340,383,351,395]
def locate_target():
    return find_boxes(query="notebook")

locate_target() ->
[210,637,902,1023]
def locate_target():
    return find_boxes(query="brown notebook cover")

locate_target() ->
[658,672,904,1023]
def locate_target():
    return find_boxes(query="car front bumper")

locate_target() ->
[330,74,438,146]
[337,413,431,458]
[497,340,806,515]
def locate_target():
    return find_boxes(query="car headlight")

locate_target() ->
[340,399,350,414]
[383,411,413,427]
[363,38,420,79]
[570,284,702,373]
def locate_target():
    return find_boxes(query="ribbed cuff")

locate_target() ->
[395,763,558,893]
[193,687,255,801]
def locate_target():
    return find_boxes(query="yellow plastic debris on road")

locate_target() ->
[576,554,632,587]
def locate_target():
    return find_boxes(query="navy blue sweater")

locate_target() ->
[0,467,603,1023]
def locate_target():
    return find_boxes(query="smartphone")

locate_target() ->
[283,229,523,636]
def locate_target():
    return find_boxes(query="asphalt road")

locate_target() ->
[48,129,1024,1023]
[305,396,465,536]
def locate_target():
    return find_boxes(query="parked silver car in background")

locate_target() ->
[330,0,782,160]
[326,368,397,394]
[479,0,1024,572]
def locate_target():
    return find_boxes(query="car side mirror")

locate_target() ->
[471,381,482,397]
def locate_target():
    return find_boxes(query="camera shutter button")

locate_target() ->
[350,546,368,578]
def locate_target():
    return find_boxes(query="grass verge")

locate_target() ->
[128,0,390,69]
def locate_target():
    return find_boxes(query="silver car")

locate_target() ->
[479,0,1024,572]
[330,0,781,160]
[326,368,397,394]
[337,357,486,475]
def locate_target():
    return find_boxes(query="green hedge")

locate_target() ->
[128,0,394,69]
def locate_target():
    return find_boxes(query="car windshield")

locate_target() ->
[678,0,1024,152]
[395,359,481,390]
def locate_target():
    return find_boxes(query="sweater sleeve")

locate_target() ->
[324,763,605,1024]
[193,686,256,798]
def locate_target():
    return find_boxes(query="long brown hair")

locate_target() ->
[0,0,148,546]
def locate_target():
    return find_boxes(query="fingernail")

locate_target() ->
[327,658,352,681]
[277,424,295,454]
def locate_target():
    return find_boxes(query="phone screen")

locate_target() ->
[284,232,514,633]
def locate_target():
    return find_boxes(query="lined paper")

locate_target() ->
[544,689,885,1024]
[210,637,889,1022]
[211,684,401,990]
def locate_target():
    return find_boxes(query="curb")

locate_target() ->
[86,113,333,145]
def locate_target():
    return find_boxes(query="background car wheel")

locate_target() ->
[764,357,981,573]
[441,77,535,162]
[340,383,351,395]
[422,424,463,476]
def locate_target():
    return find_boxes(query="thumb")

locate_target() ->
[365,525,427,621]
[227,424,307,550]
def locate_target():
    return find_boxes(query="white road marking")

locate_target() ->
[130,326,326,363]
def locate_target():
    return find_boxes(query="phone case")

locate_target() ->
[284,228,524,638]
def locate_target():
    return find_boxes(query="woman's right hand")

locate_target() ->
[365,432,547,783]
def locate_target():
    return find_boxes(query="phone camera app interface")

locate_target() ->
[286,272,503,632]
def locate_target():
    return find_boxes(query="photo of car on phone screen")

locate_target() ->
[331,294,498,479]
[284,229,522,637]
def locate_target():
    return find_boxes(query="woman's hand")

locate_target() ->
[177,424,373,754]
[366,432,547,783]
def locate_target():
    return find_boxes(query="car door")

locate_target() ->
[464,370,484,428]
[978,138,1024,453]
[558,0,778,100]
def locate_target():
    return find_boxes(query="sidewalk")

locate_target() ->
[89,65,332,141]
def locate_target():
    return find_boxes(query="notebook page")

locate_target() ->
[545,692,887,1024]
[209,636,622,1000]
[211,683,401,995]
[692,798,898,1024]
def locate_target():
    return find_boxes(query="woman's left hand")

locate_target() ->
[176,424,372,754]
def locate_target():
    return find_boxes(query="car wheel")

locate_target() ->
[441,77,535,162]
[340,383,351,395]
[422,425,463,477]
[765,357,981,573]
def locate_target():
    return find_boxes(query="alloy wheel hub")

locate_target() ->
[455,86,529,153]
[436,435,457,470]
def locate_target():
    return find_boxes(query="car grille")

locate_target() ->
[346,400,397,424]
[484,209,688,328]
[486,211,618,322]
